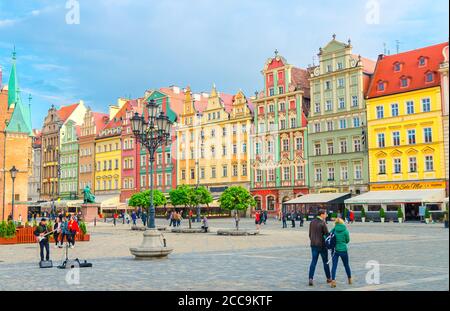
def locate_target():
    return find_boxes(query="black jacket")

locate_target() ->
[309,217,329,248]
[34,224,49,242]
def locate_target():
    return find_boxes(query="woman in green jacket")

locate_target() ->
[331,218,352,288]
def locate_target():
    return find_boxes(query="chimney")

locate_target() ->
[378,54,384,60]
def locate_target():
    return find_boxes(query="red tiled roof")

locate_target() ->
[92,112,109,134]
[159,87,187,116]
[367,42,448,99]
[291,67,311,99]
[57,103,79,122]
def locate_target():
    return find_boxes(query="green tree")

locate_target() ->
[219,186,256,230]
[129,190,167,211]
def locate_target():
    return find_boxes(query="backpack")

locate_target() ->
[325,229,336,251]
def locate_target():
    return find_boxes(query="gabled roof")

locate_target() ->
[367,42,448,99]
[92,112,109,134]
[291,67,311,98]
[57,103,79,123]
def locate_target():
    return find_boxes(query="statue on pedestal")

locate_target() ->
[82,185,96,204]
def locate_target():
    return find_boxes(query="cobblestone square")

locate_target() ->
[0,219,448,291]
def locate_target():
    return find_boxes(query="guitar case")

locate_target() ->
[58,258,93,269]
[39,260,53,268]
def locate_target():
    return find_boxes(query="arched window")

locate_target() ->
[254,197,262,211]
[267,196,276,211]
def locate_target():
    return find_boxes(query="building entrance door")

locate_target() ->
[405,203,420,221]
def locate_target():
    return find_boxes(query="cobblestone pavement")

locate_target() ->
[0,219,448,291]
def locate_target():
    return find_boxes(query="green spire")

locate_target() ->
[6,49,33,135]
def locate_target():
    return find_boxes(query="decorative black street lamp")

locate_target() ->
[9,166,18,221]
[130,99,172,229]
[195,111,204,223]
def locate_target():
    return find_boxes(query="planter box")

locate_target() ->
[0,236,18,245]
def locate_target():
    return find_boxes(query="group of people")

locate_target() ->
[168,211,183,227]
[281,211,305,228]
[308,209,352,288]
[33,214,81,263]
[254,210,268,230]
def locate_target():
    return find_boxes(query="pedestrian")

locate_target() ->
[131,211,137,226]
[18,214,23,225]
[255,211,261,230]
[234,212,240,229]
[169,211,174,227]
[282,212,287,228]
[34,218,50,262]
[67,216,80,249]
[299,211,304,227]
[189,210,194,223]
[60,216,68,248]
[330,218,352,288]
[177,212,182,227]
[113,212,118,226]
[349,210,355,224]
[291,211,296,228]
[201,216,209,233]
[142,211,147,227]
[263,210,268,224]
[53,217,62,248]
[308,209,331,286]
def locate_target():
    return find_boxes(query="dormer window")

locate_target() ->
[419,56,426,67]
[426,72,434,83]
[393,62,401,72]
[400,77,409,88]
[378,81,385,91]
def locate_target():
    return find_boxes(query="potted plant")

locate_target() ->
[397,207,404,223]
[361,208,366,223]
[379,208,385,223]
[0,221,17,244]
[424,208,431,224]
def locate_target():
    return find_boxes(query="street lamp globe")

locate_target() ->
[131,112,143,135]
[10,166,18,180]
[147,99,159,128]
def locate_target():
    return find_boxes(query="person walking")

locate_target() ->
[349,210,355,224]
[131,211,137,226]
[53,217,62,248]
[282,212,287,228]
[255,211,261,230]
[263,211,268,225]
[142,211,147,227]
[290,211,296,228]
[299,211,304,227]
[67,216,80,249]
[308,209,331,286]
[201,216,209,233]
[34,218,50,262]
[330,218,352,288]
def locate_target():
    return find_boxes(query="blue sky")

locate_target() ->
[0,0,448,129]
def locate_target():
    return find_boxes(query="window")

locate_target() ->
[280,119,286,130]
[232,165,238,177]
[394,62,401,72]
[315,103,321,113]
[211,167,216,178]
[391,103,399,117]
[425,156,434,171]
[242,124,247,133]
[426,72,434,82]
[376,106,384,119]
[157,154,162,165]
[326,100,332,111]
[314,143,321,156]
[328,167,335,181]
[290,118,297,128]
[337,62,344,70]
[340,140,347,153]
[268,169,275,182]
[268,105,274,113]
[424,128,433,143]
[408,129,416,145]
[353,117,360,128]
[409,157,417,173]
[327,142,334,155]
[339,119,347,129]
[211,146,216,158]
[394,158,402,174]
[140,176,146,188]
[338,78,345,88]
[242,164,247,176]
[282,139,289,152]
[378,159,386,174]
[406,101,415,114]
[190,169,195,180]
[338,98,345,109]
[165,152,171,164]
[296,165,304,180]
[222,127,227,137]
[378,133,385,148]
[283,167,290,181]
[326,65,332,72]
[314,123,321,133]
[181,170,186,180]
[419,57,426,66]
[327,121,334,131]
[279,85,284,95]
[354,164,362,180]
[242,143,247,154]
[400,78,408,87]
[267,141,274,153]
[115,159,119,169]
[222,145,227,156]
[340,166,348,180]
[165,173,171,186]
[296,137,303,150]
[352,96,358,107]
[157,174,163,186]
[392,131,400,146]
[422,98,431,112]
[256,170,262,182]
[353,138,361,152]
[378,82,385,91]
[315,168,322,182]
[255,143,261,155]
[222,165,228,177]
[269,88,274,96]
[211,129,216,137]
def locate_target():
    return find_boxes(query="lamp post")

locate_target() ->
[130,99,172,229]
[195,111,204,223]
[129,99,173,259]
[10,166,18,221]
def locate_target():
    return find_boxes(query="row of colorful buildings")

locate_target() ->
[0,36,448,221]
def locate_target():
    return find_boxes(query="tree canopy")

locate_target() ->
[219,186,256,212]
[169,185,213,209]
[128,190,167,208]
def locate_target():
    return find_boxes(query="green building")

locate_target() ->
[307,35,375,195]
[60,120,80,200]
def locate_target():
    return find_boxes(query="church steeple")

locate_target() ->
[6,48,33,135]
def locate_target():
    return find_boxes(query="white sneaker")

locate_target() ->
[70,245,74,249]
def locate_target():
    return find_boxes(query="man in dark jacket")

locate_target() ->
[34,218,50,262]
[308,209,331,286]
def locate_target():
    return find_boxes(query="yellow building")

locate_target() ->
[354,43,448,220]
[176,86,253,200]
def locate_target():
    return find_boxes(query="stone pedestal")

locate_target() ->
[130,229,173,260]
[81,204,100,222]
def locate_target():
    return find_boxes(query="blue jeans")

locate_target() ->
[331,251,352,280]
[309,246,331,280]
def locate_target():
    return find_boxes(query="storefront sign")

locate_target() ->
[318,188,339,193]
[370,181,446,191]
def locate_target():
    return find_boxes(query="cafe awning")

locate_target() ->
[284,193,351,205]
[344,189,445,205]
